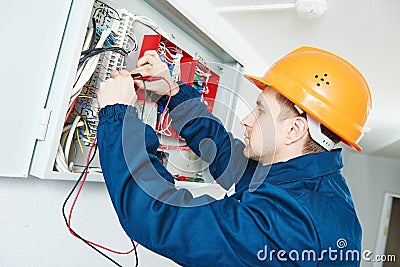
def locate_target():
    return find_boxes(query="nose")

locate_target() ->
[241,112,256,129]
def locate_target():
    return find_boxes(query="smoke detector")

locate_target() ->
[295,0,328,19]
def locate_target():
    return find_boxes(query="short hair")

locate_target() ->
[275,93,341,154]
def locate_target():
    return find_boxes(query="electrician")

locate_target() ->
[96,47,371,266]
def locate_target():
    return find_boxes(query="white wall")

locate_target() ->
[0,177,179,267]
[342,150,400,266]
[169,0,268,76]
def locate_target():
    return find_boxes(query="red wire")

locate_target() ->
[146,76,172,110]
[67,137,137,255]
[159,144,190,151]
[84,85,99,90]
[133,76,173,111]
[64,97,78,125]
[67,74,173,254]
[134,76,173,136]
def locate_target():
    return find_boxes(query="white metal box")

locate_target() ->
[0,0,243,183]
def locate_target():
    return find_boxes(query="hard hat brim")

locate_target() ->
[244,74,268,91]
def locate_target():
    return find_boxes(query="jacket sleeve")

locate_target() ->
[97,104,320,267]
[160,84,254,190]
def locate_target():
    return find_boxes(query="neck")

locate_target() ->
[267,146,306,165]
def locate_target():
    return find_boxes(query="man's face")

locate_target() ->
[241,87,286,165]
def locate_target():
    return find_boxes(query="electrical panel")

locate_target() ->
[25,0,242,185]
[137,34,221,139]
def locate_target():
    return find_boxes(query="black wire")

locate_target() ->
[66,3,139,264]
[142,77,147,122]
[80,47,127,62]
[127,35,138,52]
[131,73,146,121]
[81,47,126,56]
[73,26,101,86]
[131,240,139,267]
[94,1,121,20]
[92,7,120,22]
[61,145,124,267]
[78,48,126,69]
[89,18,97,50]
[82,47,126,59]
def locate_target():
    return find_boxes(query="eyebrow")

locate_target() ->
[256,100,264,108]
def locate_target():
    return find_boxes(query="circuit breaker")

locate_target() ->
[6,0,243,184]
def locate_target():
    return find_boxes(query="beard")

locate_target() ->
[243,142,275,165]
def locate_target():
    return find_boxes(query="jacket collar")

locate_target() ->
[250,149,343,188]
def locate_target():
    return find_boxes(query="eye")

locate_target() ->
[255,108,264,115]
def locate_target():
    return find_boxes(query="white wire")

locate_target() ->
[62,121,85,133]
[73,26,94,85]
[55,162,68,172]
[87,168,103,173]
[156,111,172,136]
[56,144,69,172]
[59,14,178,171]
[64,116,81,167]
[126,30,138,52]
[70,28,112,105]
[131,16,170,38]
[171,53,182,82]
[82,24,94,53]
[158,43,177,59]
[57,120,96,173]
[195,66,212,94]
[202,83,209,94]
[157,42,183,82]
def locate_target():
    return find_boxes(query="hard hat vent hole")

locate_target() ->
[315,73,330,87]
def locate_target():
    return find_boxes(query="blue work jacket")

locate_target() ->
[97,84,362,266]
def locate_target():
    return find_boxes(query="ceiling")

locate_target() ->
[191,0,400,158]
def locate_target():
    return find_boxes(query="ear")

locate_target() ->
[284,116,309,145]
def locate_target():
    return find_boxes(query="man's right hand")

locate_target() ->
[132,50,180,96]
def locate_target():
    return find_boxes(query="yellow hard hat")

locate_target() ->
[245,46,372,151]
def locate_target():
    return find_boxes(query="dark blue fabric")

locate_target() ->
[97,84,361,266]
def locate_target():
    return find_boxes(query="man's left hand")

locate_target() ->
[97,70,138,109]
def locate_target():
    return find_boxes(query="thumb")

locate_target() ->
[133,79,144,90]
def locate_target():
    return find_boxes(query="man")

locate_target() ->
[97,47,371,266]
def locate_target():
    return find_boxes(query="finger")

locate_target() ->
[137,54,157,67]
[119,69,131,77]
[110,70,120,78]
[144,79,169,93]
[137,53,160,68]
[143,50,159,57]
[133,79,144,89]
[131,65,153,77]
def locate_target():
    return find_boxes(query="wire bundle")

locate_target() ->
[129,16,170,37]
[195,66,211,94]
[59,5,128,173]
[157,109,173,136]
[157,42,183,82]
[60,3,183,174]
[62,139,138,267]
[59,3,192,265]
